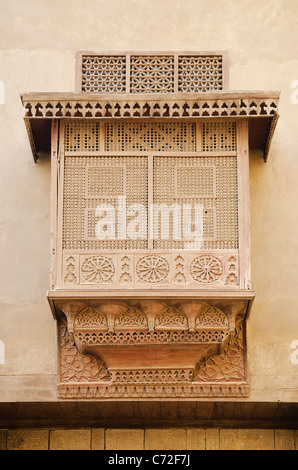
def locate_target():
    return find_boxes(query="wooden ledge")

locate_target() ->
[47,288,255,320]
[53,297,252,399]
[20,91,280,162]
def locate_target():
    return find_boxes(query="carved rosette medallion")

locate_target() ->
[190,255,223,283]
[136,255,170,283]
[81,256,115,283]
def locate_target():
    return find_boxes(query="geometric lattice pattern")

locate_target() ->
[65,121,100,152]
[130,56,175,93]
[105,122,196,152]
[85,166,125,198]
[79,53,225,93]
[153,155,238,250]
[202,122,236,152]
[62,122,238,251]
[62,155,148,250]
[81,56,126,93]
[178,56,223,92]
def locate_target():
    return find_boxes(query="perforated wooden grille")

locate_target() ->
[153,155,238,250]
[130,56,174,93]
[65,122,100,152]
[105,122,196,152]
[178,56,223,92]
[63,155,148,250]
[81,55,126,93]
[79,53,226,93]
[202,122,236,152]
[62,121,238,251]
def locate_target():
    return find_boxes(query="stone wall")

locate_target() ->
[0,428,297,450]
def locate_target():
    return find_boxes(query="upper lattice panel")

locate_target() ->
[79,52,228,94]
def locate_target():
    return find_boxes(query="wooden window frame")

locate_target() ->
[52,117,249,291]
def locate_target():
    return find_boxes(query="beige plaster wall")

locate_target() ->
[0,0,298,402]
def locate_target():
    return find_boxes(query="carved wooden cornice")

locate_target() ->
[21,91,280,162]
[56,298,250,399]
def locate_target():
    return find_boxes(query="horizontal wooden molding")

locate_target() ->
[20,91,280,162]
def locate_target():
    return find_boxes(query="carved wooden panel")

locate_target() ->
[202,122,236,152]
[56,299,249,399]
[81,55,126,93]
[130,55,175,93]
[65,121,101,152]
[62,251,240,288]
[62,155,148,251]
[61,122,238,258]
[178,55,223,92]
[152,154,238,250]
[105,122,196,152]
[23,94,279,120]
[78,52,227,94]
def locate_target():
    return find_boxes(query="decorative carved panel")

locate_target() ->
[56,299,249,399]
[62,251,239,289]
[23,94,279,120]
[178,55,223,92]
[81,55,126,93]
[130,55,175,93]
[79,52,227,94]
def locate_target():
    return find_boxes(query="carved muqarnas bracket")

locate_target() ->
[56,299,249,399]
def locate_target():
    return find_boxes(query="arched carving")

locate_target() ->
[114,307,148,329]
[74,307,108,329]
[155,307,188,330]
[196,306,229,329]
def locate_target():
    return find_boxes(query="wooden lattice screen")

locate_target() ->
[62,120,238,253]
[77,52,228,93]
